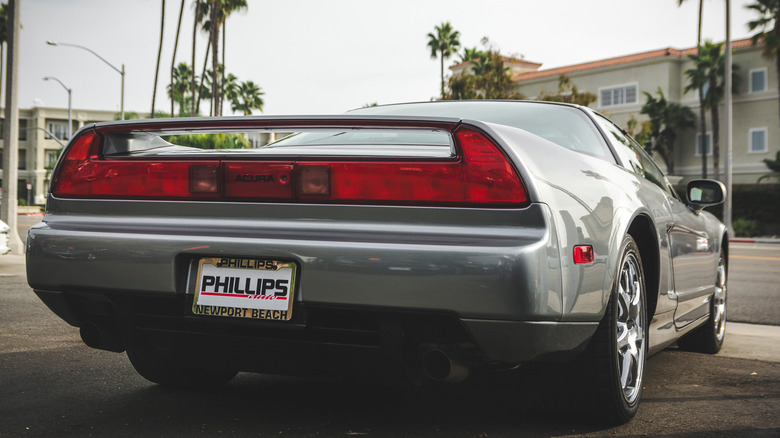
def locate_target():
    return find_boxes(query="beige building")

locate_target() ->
[0,108,288,206]
[0,106,119,205]
[510,38,778,184]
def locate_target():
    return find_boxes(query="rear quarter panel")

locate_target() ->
[485,122,673,322]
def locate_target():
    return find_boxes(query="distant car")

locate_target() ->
[0,219,10,255]
[26,101,728,424]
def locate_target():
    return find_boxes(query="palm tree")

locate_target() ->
[151,0,166,118]
[230,81,264,115]
[170,0,186,117]
[427,22,461,99]
[746,0,780,131]
[222,73,239,106]
[191,0,206,115]
[203,0,247,117]
[459,47,484,63]
[685,41,738,180]
[167,62,193,116]
[641,88,696,175]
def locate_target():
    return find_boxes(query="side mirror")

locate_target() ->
[686,179,726,213]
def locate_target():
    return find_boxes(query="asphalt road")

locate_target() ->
[2,216,779,436]
[728,242,780,326]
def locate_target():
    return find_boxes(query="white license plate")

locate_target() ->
[192,257,296,321]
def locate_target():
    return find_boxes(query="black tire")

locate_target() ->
[127,348,238,387]
[677,253,727,354]
[538,235,647,424]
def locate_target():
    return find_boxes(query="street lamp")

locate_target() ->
[42,76,72,140]
[46,40,125,120]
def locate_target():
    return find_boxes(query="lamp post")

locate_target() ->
[724,0,734,237]
[46,40,125,120]
[42,76,71,140]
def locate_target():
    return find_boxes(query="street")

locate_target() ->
[1,217,779,437]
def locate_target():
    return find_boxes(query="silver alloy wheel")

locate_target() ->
[616,252,645,405]
[713,256,727,343]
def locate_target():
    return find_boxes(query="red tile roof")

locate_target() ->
[513,38,756,81]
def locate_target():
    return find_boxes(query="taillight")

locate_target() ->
[51,127,527,207]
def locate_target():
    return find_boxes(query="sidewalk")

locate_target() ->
[720,322,780,362]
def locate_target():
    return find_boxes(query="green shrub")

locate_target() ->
[732,218,760,238]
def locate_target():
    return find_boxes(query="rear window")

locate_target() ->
[352,102,612,158]
[101,128,454,159]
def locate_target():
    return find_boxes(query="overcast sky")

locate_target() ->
[16,0,761,116]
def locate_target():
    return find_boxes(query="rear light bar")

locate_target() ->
[51,127,527,207]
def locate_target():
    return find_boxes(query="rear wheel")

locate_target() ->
[537,235,647,424]
[127,348,238,387]
[677,253,727,354]
[590,235,647,422]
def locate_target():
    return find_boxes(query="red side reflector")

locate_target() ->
[573,245,594,264]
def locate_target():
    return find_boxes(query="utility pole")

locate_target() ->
[1,0,23,254]
[724,0,734,236]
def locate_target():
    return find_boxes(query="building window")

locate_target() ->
[18,119,27,141]
[46,150,59,168]
[0,119,29,140]
[696,133,712,156]
[18,148,26,170]
[599,84,638,107]
[749,128,768,153]
[46,122,68,140]
[750,68,767,93]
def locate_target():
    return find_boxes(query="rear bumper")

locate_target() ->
[27,198,597,365]
[33,288,596,365]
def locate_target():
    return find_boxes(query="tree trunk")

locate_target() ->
[170,0,185,117]
[151,0,165,118]
[196,41,210,116]
[711,104,720,180]
[698,90,707,178]
[221,20,226,116]
[190,0,199,116]
[776,26,780,136]
[210,0,220,117]
[668,138,675,176]
[0,43,4,108]
[439,49,444,99]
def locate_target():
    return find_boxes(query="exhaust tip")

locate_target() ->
[422,347,470,383]
[79,321,125,353]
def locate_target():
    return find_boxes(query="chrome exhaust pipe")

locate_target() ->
[421,346,470,383]
[79,321,125,353]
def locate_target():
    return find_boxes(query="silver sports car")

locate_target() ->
[27,101,727,424]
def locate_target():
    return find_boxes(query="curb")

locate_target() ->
[730,238,780,244]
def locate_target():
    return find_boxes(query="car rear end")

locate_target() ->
[27,116,588,382]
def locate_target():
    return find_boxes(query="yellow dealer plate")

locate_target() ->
[192,257,296,321]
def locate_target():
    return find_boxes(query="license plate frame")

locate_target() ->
[192,257,296,321]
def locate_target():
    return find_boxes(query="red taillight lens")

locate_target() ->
[457,128,527,204]
[52,127,528,207]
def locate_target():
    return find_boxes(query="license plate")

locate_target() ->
[192,257,296,321]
